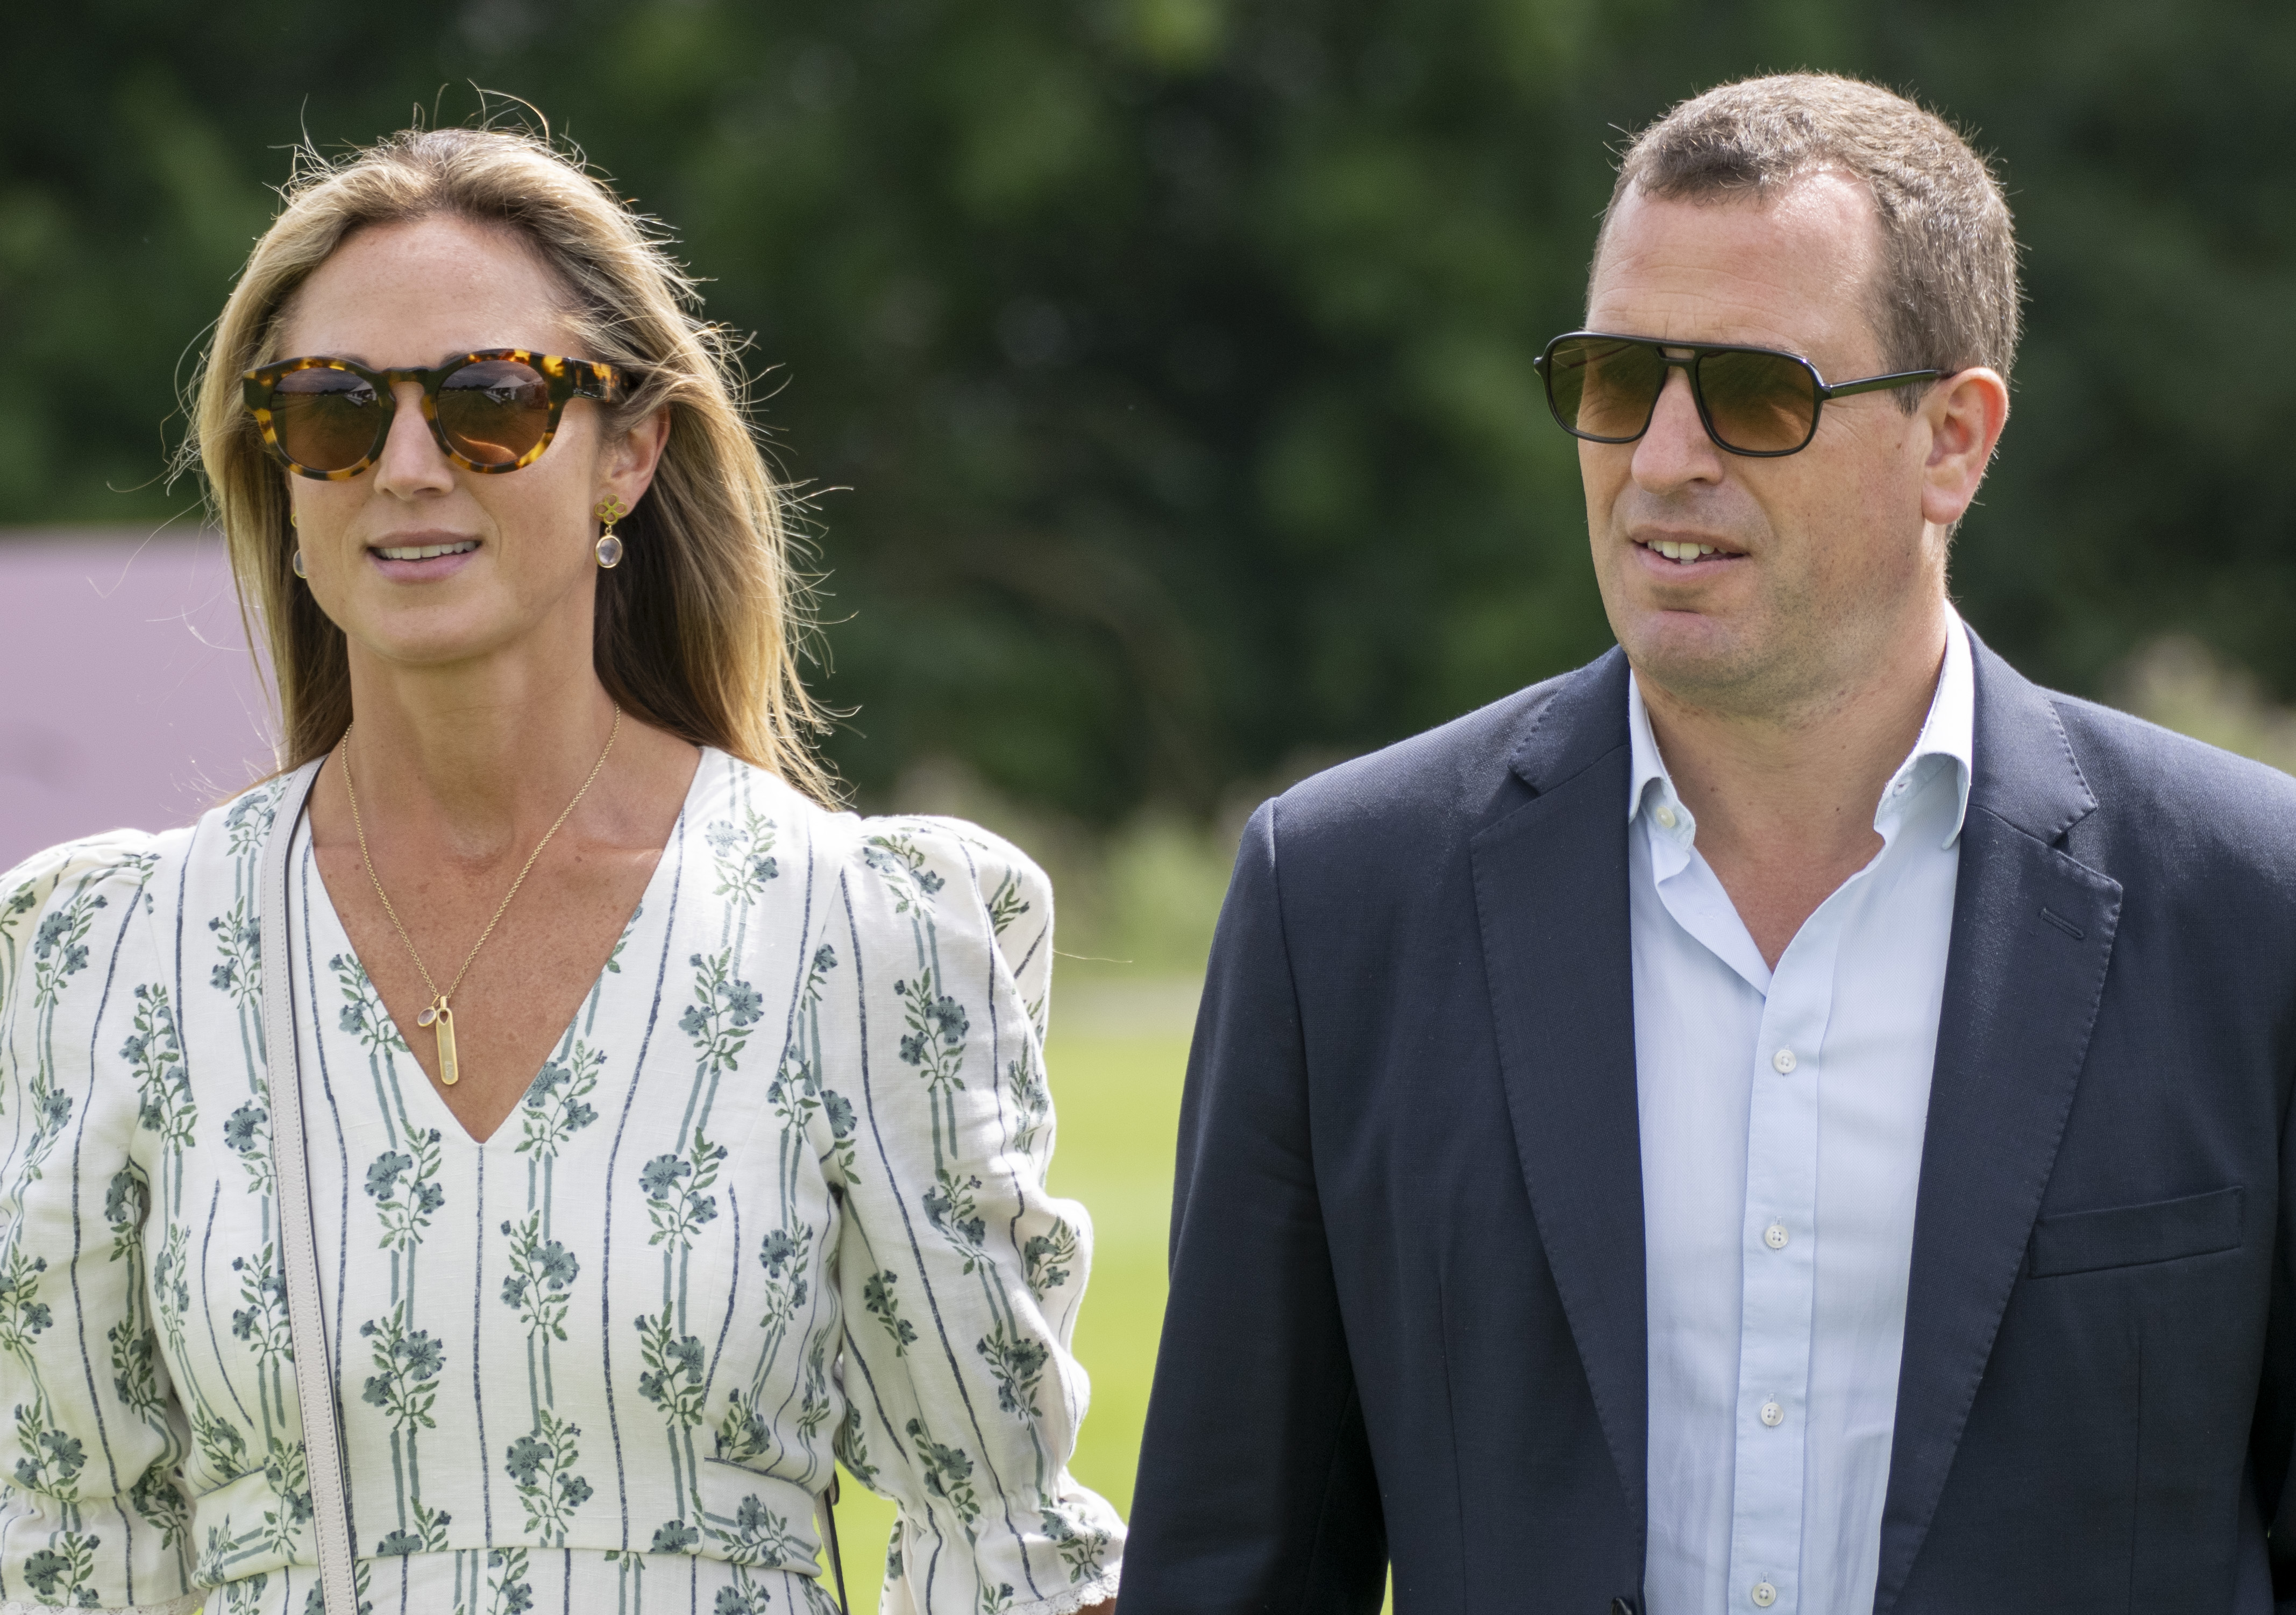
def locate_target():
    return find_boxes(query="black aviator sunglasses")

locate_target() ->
[1533,331,1942,457]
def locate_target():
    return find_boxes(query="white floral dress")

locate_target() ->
[0,749,1122,1615]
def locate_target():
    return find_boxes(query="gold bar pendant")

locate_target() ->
[435,1005,459,1087]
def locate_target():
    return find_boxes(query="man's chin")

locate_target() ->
[1620,628,1811,718]
[1618,616,1755,686]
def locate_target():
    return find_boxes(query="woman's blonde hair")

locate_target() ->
[189,123,836,803]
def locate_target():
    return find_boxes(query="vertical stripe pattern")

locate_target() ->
[0,752,1122,1614]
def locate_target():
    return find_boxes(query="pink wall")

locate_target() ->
[0,529,276,873]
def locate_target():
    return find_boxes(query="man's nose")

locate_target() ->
[1629,366,1722,489]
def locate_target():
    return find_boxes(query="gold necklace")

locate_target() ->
[339,706,622,1087]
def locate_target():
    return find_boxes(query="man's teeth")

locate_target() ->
[1649,540,1720,565]
[376,542,478,561]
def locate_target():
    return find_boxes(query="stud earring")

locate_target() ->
[595,496,628,569]
[292,550,308,579]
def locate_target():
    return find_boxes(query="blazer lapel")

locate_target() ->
[1469,648,1647,1540]
[1873,635,2125,1613]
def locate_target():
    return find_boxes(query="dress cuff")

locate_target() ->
[1007,1564,1119,1615]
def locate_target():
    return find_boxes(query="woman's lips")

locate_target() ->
[367,537,479,581]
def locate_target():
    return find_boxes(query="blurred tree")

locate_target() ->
[4,0,2293,818]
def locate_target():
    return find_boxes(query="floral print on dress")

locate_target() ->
[0,754,1119,1614]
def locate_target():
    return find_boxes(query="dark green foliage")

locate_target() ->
[6,1,2293,817]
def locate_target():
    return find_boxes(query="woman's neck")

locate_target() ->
[335,639,628,862]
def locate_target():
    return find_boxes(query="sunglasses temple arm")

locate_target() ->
[1821,369,1943,401]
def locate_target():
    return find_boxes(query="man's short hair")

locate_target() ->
[1601,73,2020,399]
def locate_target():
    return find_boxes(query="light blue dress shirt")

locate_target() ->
[1631,616,1974,1615]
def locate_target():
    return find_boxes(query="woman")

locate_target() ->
[0,126,1121,1614]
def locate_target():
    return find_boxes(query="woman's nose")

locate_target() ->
[372,379,455,493]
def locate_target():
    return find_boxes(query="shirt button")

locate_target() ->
[1751,1582,1778,1609]
[1764,1223,1789,1250]
[1760,1400,1785,1427]
[1654,804,1678,830]
[1772,1046,1798,1074]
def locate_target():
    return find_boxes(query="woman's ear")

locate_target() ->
[601,405,672,512]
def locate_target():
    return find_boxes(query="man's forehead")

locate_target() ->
[1587,173,1884,362]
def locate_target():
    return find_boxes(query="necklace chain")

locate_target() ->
[339,706,622,1075]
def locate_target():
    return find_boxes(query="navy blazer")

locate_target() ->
[1122,636,2296,1613]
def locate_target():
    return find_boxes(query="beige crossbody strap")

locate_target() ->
[259,760,359,1615]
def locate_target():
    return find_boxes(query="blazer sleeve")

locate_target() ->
[1121,800,1387,1613]
[823,816,1124,1615]
[0,838,201,1615]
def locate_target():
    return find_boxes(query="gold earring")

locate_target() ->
[292,549,307,579]
[595,496,628,570]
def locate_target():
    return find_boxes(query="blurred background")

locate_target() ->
[6,0,2295,1598]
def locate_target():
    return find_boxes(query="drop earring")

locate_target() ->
[595,497,628,569]
[292,550,308,579]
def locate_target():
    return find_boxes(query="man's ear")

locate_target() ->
[1918,366,2009,529]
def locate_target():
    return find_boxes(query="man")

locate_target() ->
[1121,74,2296,1614]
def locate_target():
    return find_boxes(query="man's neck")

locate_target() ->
[1638,604,1953,968]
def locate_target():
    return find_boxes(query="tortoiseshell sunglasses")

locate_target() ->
[242,349,625,479]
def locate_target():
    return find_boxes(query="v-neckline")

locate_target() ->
[297,749,710,1148]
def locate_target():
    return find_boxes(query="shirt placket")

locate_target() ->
[1726,897,1845,1615]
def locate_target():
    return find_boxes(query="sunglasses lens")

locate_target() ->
[271,366,385,472]
[1546,337,1666,441]
[437,359,553,466]
[1696,348,1819,452]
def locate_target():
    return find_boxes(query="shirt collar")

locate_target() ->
[1626,607,1977,853]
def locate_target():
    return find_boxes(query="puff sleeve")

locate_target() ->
[0,838,199,1615]
[821,816,1122,1615]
